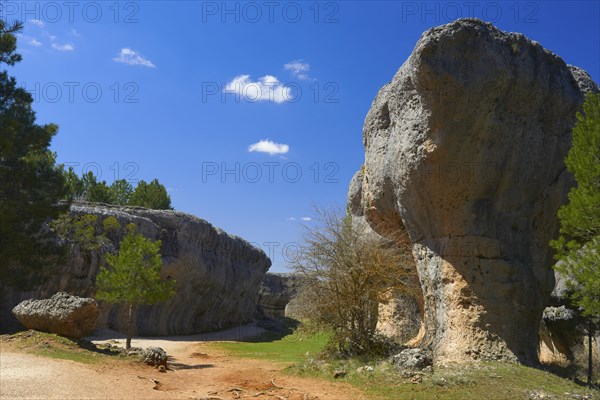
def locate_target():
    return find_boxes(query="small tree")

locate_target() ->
[63,166,85,201]
[81,171,113,203]
[109,179,133,205]
[95,225,175,349]
[291,206,417,356]
[551,92,600,385]
[129,178,172,210]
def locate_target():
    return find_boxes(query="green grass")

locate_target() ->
[292,358,599,400]
[0,330,130,365]
[212,329,330,363]
[213,329,599,400]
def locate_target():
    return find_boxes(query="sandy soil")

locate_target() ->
[0,324,368,400]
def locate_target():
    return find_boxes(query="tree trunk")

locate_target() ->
[126,303,135,350]
[588,318,593,386]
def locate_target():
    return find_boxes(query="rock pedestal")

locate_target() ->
[350,19,598,364]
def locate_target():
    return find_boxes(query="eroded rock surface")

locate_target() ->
[255,273,298,319]
[6,203,271,336]
[350,19,598,364]
[539,272,600,370]
[12,292,99,339]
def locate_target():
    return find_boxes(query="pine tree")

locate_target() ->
[551,92,600,385]
[95,226,175,349]
[129,178,172,210]
[81,171,113,203]
[109,179,133,206]
[0,20,69,289]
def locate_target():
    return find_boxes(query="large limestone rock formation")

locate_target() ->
[12,292,99,339]
[5,203,271,336]
[350,19,598,365]
[255,273,298,319]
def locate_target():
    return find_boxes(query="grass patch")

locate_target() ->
[291,358,599,400]
[213,326,599,400]
[211,328,330,364]
[0,330,131,365]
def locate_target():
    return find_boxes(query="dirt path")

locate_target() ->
[1,325,368,400]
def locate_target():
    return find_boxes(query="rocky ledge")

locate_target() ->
[5,203,271,336]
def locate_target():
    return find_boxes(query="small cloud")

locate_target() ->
[248,139,289,156]
[70,29,82,37]
[43,32,57,41]
[166,187,180,193]
[29,38,42,47]
[284,59,313,81]
[286,217,297,221]
[113,48,156,68]
[30,19,44,27]
[301,217,312,221]
[52,42,74,51]
[224,74,292,103]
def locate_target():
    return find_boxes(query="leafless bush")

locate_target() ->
[290,206,418,356]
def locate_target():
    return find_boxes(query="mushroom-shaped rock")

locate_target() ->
[351,19,598,365]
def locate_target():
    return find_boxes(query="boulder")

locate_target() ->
[4,202,271,336]
[350,18,598,365]
[12,292,99,339]
[143,347,168,367]
[255,273,298,319]
[391,348,433,371]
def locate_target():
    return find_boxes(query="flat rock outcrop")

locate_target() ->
[350,19,598,365]
[255,273,298,319]
[6,203,271,336]
[12,292,99,339]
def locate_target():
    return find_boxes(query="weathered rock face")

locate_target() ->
[350,19,598,365]
[376,290,422,344]
[5,203,271,336]
[255,273,298,319]
[539,272,600,370]
[12,292,99,339]
[349,171,425,345]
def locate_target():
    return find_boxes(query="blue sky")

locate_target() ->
[4,1,599,272]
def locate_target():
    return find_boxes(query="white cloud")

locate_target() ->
[70,29,82,37]
[287,216,312,222]
[284,60,312,81]
[30,19,44,27]
[248,139,289,156]
[52,42,74,51]
[225,75,292,103]
[113,48,156,68]
[29,38,42,47]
